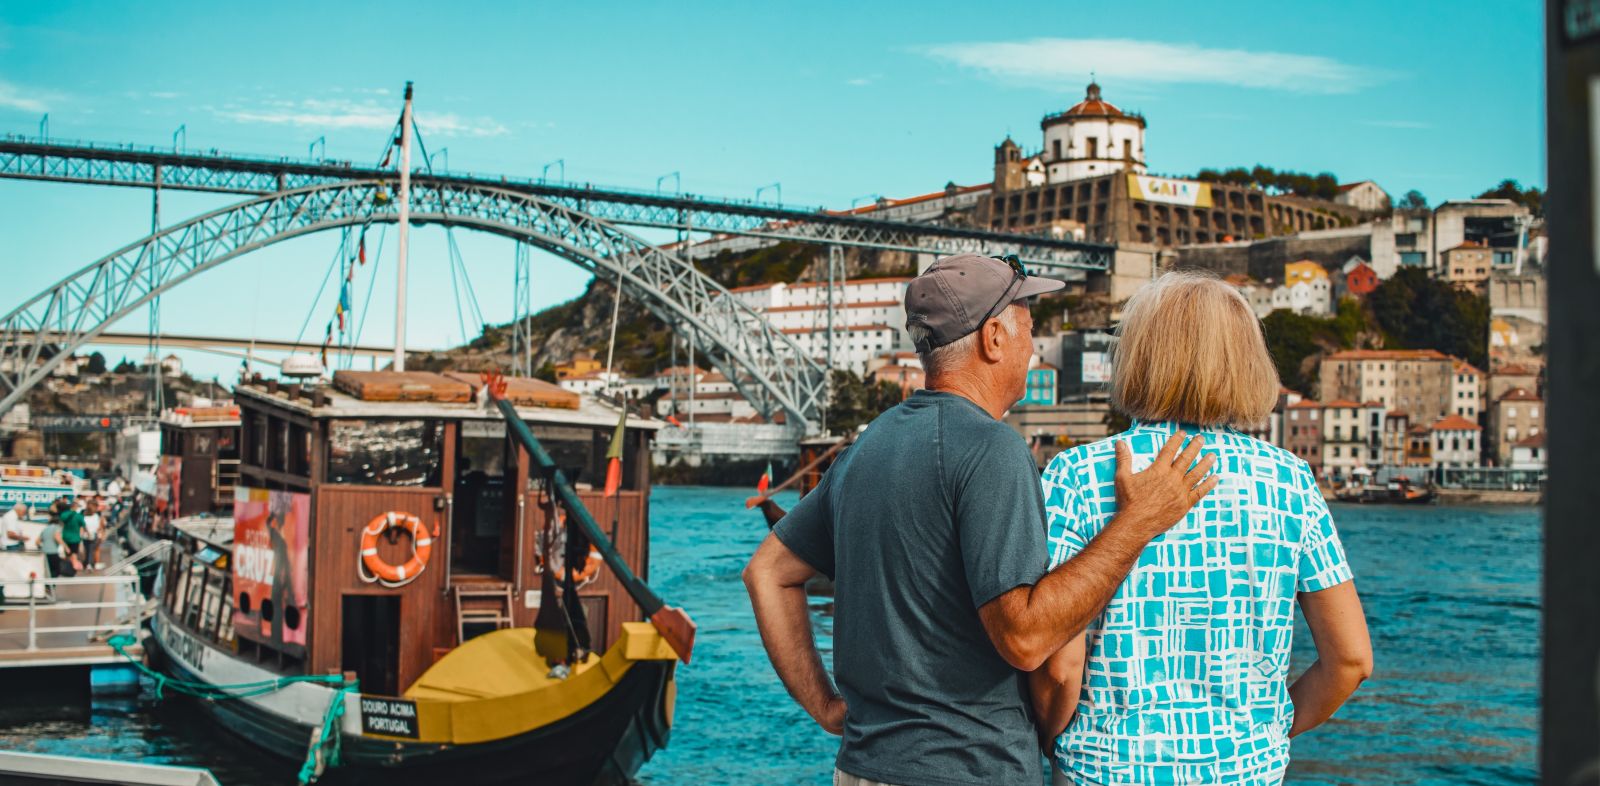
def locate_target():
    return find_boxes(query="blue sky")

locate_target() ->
[0,1,1545,383]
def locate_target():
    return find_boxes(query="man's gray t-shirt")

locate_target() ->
[773,389,1049,786]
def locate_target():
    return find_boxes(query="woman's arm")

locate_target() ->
[1289,581,1373,737]
[1029,630,1086,749]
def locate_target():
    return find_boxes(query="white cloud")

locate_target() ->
[1361,119,1431,129]
[212,97,508,138]
[919,38,1388,94]
[0,79,51,113]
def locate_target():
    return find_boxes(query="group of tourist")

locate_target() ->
[0,490,118,577]
[745,255,1373,786]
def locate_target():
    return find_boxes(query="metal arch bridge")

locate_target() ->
[0,180,847,427]
[0,137,1114,270]
[0,137,1116,429]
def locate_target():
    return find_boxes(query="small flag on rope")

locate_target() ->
[358,233,367,265]
[755,461,772,497]
[603,397,627,497]
[380,148,393,168]
[666,413,683,428]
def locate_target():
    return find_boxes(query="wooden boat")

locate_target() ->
[1334,476,1436,505]
[145,370,693,785]
[124,405,240,553]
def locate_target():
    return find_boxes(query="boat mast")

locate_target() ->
[393,81,414,372]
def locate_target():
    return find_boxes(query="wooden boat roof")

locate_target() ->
[234,373,662,431]
[160,405,241,429]
[170,515,235,548]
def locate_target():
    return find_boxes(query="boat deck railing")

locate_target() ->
[0,572,143,667]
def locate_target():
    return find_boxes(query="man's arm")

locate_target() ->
[742,533,846,734]
[980,434,1216,671]
[1288,582,1372,736]
[1028,630,1086,748]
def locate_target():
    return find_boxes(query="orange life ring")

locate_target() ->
[556,546,604,586]
[358,511,432,587]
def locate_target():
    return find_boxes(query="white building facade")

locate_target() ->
[725,278,914,374]
[1040,82,1147,184]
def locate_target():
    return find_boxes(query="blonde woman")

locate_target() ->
[1033,271,1373,785]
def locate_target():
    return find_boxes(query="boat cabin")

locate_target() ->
[156,405,241,517]
[186,371,659,696]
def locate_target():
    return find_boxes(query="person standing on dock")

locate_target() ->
[744,254,1217,786]
[52,498,86,569]
[0,503,29,551]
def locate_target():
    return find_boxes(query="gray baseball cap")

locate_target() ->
[904,254,1065,352]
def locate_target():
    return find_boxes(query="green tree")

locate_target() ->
[113,357,137,373]
[85,352,107,374]
[1397,190,1429,210]
[1366,268,1489,369]
[1475,179,1543,216]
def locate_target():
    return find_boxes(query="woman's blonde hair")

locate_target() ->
[1110,270,1280,427]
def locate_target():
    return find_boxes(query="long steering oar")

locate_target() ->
[744,432,854,509]
[484,373,696,664]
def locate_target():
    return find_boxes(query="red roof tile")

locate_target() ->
[1430,415,1482,431]
[1497,388,1541,402]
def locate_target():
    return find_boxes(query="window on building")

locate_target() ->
[1507,426,1518,442]
[1052,139,1061,160]
[1086,137,1098,158]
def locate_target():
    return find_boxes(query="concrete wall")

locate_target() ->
[1171,227,1373,282]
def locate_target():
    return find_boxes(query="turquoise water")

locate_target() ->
[0,488,1539,785]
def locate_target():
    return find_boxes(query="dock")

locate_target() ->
[0,553,145,677]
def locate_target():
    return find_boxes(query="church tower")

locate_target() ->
[993,136,1025,191]
[1040,81,1147,183]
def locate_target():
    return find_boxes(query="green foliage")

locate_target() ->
[825,369,905,433]
[113,357,137,374]
[711,241,816,290]
[1397,190,1428,210]
[1259,299,1368,393]
[1476,179,1543,216]
[85,352,107,374]
[532,362,557,383]
[1193,165,1341,200]
[1366,268,1489,369]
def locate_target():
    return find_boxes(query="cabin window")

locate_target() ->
[325,419,444,486]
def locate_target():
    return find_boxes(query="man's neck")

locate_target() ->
[926,374,1010,420]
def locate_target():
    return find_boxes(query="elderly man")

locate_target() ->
[744,254,1217,786]
[0,503,29,550]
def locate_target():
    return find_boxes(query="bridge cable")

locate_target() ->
[292,227,348,351]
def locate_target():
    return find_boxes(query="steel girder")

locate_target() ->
[0,139,1112,270]
[0,180,831,429]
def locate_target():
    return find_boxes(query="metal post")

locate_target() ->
[309,136,326,160]
[757,182,782,204]
[541,159,564,182]
[26,576,37,650]
[172,124,185,154]
[429,147,448,172]
[512,242,532,377]
[656,172,680,194]
[393,81,414,372]
[38,114,47,142]
[149,164,163,415]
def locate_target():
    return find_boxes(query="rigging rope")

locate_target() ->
[350,225,388,354]
[294,228,347,350]
[107,634,357,785]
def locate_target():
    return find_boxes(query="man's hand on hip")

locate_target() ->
[1113,433,1217,539]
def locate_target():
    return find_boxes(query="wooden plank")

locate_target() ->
[442,372,579,410]
[331,371,472,403]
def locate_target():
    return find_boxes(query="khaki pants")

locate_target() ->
[834,769,899,786]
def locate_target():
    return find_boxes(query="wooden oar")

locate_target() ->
[485,373,696,664]
[744,433,854,509]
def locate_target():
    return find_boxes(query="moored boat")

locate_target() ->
[123,405,240,554]
[145,370,692,785]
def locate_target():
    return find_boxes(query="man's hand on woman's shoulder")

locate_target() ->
[1112,433,1218,539]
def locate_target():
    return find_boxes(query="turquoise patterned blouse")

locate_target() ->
[1042,422,1353,785]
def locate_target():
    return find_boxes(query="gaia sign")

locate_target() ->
[1127,174,1214,208]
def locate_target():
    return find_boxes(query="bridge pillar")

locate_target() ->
[1087,244,1162,302]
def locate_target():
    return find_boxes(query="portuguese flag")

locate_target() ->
[603,398,627,497]
[756,461,772,497]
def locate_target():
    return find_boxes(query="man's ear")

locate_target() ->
[976,319,1005,364]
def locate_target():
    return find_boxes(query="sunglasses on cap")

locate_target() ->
[979,254,1028,324]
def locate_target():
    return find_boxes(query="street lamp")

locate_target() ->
[309,136,326,160]
[756,182,782,204]
[541,158,565,182]
[429,148,448,172]
[173,124,186,153]
[656,171,681,194]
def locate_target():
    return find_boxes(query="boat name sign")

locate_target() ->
[360,696,419,739]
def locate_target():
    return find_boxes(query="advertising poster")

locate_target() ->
[232,487,311,648]
[154,455,182,524]
[1127,174,1214,208]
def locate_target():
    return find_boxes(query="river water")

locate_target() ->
[0,488,1539,785]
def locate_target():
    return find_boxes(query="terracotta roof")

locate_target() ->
[1409,424,1431,435]
[1224,273,1258,286]
[1446,240,1487,251]
[827,183,990,216]
[1325,349,1452,361]
[724,277,912,295]
[1387,409,1409,418]
[1497,388,1541,402]
[1335,181,1377,192]
[1513,433,1546,448]
[1430,415,1482,431]
[1287,400,1323,409]
[1496,363,1536,376]
[1324,399,1362,408]
[1361,400,1385,408]
[1454,361,1482,376]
